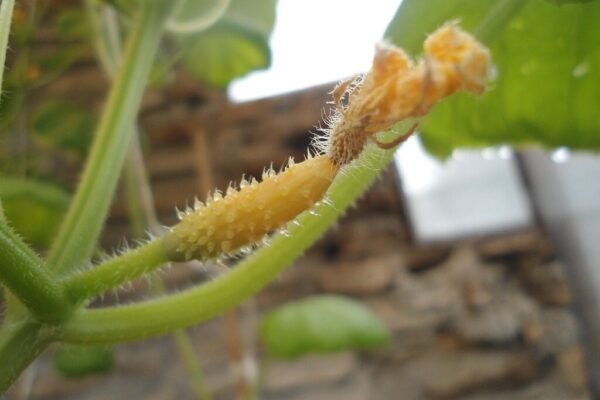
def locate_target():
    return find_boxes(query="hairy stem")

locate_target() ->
[46,0,175,275]
[0,222,70,323]
[0,0,15,99]
[62,239,167,304]
[0,320,53,393]
[55,122,415,344]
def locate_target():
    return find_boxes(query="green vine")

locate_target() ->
[63,239,167,304]
[46,0,176,275]
[56,127,411,344]
[0,221,70,322]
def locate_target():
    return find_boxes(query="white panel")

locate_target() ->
[394,137,534,242]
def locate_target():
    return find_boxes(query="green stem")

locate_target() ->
[0,320,53,392]
[474,0,526,45]
[146,277,213,400]
[172,329,213,400]
[85,0,121,76]
[46,0,175,275]
[87,0,162,238]
[0,222,70,323]
[0,201,28,324]
[0,0,15,100]
[55,122,415,344]
[62,239,167,304]
[123,154,148,239]
[123,129,162,238]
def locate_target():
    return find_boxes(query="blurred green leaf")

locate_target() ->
[546,0,598,4]
[54,345,114,378]
[179,0,276,88]
[33,45,87,87]
[0,178,69,249]
[55,8,90,39]
[31,9,89,87]
[259,295,390,359]
[384,0,600,157]
[32,99,96,157]
[0,83,25,130]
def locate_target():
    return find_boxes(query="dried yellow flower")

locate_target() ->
[325,21,490,166]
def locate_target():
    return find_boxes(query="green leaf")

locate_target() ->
[32,99,96,157]
[0,178,69,249]
[54,345,114,378]
[546,0,598,5]
[259,295,390,359]
[384,0,600,157]
[179,0,276,88]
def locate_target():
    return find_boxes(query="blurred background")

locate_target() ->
[2,0,599,399]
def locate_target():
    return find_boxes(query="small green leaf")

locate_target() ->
[259,295,390,359]
[181,24,270,88]
[178,0,276,88]
[384,0,600,157]
[54,345,114,378]
[0,178,69,249]
[32,99,96,157]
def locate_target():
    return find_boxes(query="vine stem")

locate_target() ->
[46,0,176,275]
[62,239,167,304]
[172,329,213,400]
[0,320,52,393]
[55,121,417,344]
[0,222,70,322]
[0,0,24,322]
[0,0,15,100]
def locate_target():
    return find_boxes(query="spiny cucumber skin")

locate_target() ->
[163,155,339,262]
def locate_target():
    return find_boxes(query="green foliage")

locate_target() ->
[6,6,88,90]
[32,100,96,157]
[0,178,69,249]
[385,0,600,157]
[259,295,390,359]
[178,0,276,88]
[546,0,598,4]
[54,345,114,378]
